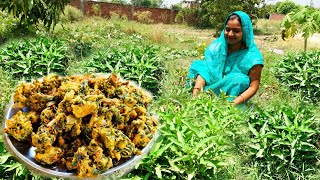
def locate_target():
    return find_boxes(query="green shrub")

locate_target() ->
[175,8,199,26]
[274,51,320,103]
[82,43,163,94]
[134,11,154,24]
[0,37,70,81]
[0,11,19,42]
[128,91,249,179]
[92,4,101,16]
[60,5,83,23]
[248,104,320,179]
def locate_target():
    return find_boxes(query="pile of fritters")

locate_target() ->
[4,74,157,177]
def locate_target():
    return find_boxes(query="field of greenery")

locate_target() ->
[1,6,320,180]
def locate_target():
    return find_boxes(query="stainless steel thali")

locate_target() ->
[2,74,158,179]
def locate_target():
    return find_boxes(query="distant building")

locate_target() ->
[181,0,200,9]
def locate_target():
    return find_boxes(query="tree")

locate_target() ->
[282,7,320,51]
[276,0,301,14]
[199,0,264,34]
[0,0,69,29]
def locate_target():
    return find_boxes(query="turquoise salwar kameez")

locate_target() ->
[187,11,264,100]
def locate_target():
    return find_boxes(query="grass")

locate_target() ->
[0,16,319,179]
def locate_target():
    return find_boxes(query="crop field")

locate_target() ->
[0,13,320,180]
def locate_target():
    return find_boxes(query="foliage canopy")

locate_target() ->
[0,0,69,29]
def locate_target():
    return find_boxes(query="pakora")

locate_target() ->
[4,74,157,178]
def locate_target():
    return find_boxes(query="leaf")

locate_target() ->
[0,153,12,164]
[155,165,162,179]
[153,142,173,157]
[256,149,264,158]
[248,123,259,137]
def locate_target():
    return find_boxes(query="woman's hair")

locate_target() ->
[227,14,241,24]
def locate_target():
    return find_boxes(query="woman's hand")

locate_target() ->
[192,75,206,96]
[233,65,263,105]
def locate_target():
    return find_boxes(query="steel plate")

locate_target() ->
[2,100,157,180]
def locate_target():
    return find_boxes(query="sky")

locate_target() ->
[162,0,320,8]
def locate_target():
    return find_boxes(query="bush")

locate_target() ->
[276,0,301,14]
[248,104,320,179]
[82,43,163,94]
[92,4,101,16]
[274,51,320,103]
[110,10,128,21]
[128,91,249,179]
[175,8,199,26]
[134,11,154,24]
[60,5,83,23]
[0,11,20,43]
[0,37,70,81]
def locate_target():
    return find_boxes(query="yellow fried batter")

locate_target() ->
[34,146,64,165]
[7,74,157,177]
[4,111,36,141]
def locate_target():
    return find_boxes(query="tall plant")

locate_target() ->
[282,7,320,51]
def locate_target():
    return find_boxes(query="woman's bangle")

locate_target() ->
[240,95,245,102]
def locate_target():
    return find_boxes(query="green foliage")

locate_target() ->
[82,42,163,94]
[60,5,83,23]
[0,0,70,29]
[134,0,164,8]
[274,50,320,103]
[248,104,320,179]
[199,0,263,31]
[129,91,248,179]
[0,11,19,41]
[0,37,70,81]
[134,11,154,24]
[282,7,320,51]
[276,0,300,14]
[175,8,200,26]
[92,4,101,16]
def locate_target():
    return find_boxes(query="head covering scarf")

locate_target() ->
[187,11,263,98]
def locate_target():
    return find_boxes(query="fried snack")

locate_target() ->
[4,111,38,141]
[5,74,157,177]
[34,146,64,165]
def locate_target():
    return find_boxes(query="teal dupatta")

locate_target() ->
[187,11,263,99]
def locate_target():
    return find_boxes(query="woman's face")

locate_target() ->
[224,18,243,45]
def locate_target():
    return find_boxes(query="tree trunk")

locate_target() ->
[304,38,307,52]
[80,0,85,15]
[131,0,134,20]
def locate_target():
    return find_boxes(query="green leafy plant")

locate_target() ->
[248,104,320,179]
[60,5,83,23]
[0,37,70,81]
[92,4,101,16]
[282,7,320,51]
[129,91,249,179]
[83,43,163,94]
[0,11,19,43]
[274,50,320,103]
[134,11,154,24]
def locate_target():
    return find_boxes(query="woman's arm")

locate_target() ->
[192,75,206,96]
[233,65,263,105]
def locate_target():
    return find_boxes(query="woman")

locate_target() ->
[187,11,263,105]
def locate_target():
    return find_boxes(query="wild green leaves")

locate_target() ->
[248,104,320,179]
[275,50,320,102]
[83,44,163,94]
[0,37,70,81]
[131,92,248,179]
